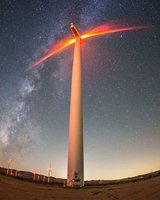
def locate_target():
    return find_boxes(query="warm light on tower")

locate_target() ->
[67,23,84,187]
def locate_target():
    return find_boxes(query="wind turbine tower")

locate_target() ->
[67,23,84,187]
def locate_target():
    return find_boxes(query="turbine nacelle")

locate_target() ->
[70,23,81,38]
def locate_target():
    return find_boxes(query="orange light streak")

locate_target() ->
[81,25,151,40]
[27,23,151,71]
[27,38,75,70]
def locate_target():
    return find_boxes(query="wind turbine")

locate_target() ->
[47,163,52,183]
[43,175,46,182]
[33,170,36,181]
[27,21,151,187]
[15,169,18,177]
[7,158,12,175]
[67,23,84,187]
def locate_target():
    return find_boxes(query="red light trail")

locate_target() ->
[27,22,151,71]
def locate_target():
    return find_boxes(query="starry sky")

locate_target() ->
[0,0,160,180]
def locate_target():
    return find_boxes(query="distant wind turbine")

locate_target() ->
[7,159,12,175]
[47,163,52,183]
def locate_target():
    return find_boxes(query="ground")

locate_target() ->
[0,175,160,200]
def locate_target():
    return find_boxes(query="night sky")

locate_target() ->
[0,0,160,180]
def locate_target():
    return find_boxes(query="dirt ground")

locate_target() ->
[0,175,160,200]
